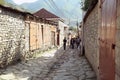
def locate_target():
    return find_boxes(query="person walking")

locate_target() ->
[70,38,75,49]
[63,37,67,50]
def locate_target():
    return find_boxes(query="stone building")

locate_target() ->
[25,15,57,51]
[0,4,27,67]
[0,4,58,67]
[82,0,120,80]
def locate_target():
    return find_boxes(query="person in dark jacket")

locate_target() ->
[63,37,67,50]
[76,37,81,49]
[70,38,75,49]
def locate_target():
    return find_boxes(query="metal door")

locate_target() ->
[99,0,116,80]
[116,0,120,79]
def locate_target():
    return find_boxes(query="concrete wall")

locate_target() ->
[0,7,26,67]
[83,3,99,76]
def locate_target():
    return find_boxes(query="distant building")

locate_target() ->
[34,8,69,46]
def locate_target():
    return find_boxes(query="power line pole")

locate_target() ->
[76,18,79,37]
[80,0,85,56]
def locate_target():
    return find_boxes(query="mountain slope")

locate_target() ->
[5,0,82,26]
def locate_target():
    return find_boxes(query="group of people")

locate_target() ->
[63,37,81,50]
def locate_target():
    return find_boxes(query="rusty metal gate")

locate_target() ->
[116,0,120,79]
[99,0,116,80]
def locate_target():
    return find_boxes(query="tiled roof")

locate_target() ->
[34,8,59,18]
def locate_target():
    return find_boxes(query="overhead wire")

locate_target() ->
[48,0,66,18]
[44,0,80,25]
[44,0,58,14]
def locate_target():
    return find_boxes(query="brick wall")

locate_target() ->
[0,7,26,67]
[83,3,99,76]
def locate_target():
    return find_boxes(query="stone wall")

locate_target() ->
[0,6,59,67]
[83,3,99,76]
[115,2,120,79]
[0,7,26,67]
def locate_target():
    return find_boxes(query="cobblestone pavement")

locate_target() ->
[42,48,97,80]
[0,47,96,80]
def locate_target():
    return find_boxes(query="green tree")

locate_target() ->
[0,0,5,5]
[69,26,77,32]
[81,0,92,11]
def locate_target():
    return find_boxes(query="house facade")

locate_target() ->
[0,5,58,67]
[25,15,57,51]
[0,5,27,67]
[34,8,69,47]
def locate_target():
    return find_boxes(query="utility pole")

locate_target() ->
[80,0,84,56]
[76,18,79,37]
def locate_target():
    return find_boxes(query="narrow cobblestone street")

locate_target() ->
[0,47,96,80]
[42,48,96,80]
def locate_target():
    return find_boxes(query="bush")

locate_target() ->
[0,0,5,5]
[81,0,92,11]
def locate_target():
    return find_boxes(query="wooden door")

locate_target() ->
[37,24,41,49]
[57,33,60,45]
[30,23,37,50]
[51,31,55,45]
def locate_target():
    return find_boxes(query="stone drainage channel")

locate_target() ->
[0,47,96,80]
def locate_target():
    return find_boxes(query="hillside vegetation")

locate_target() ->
[0,0,31,13]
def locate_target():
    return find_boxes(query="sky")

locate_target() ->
[12,0,38,5]
[5,0,83,26]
